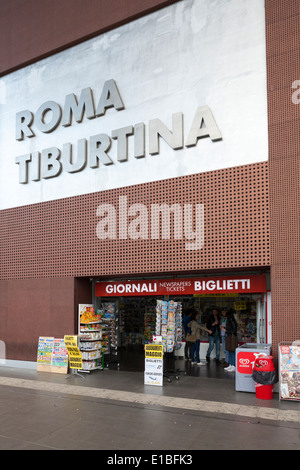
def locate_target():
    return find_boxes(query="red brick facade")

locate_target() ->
[266,0,300,354]
[0,162,269,281]
[0,0,299,362]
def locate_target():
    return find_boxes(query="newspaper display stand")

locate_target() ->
[278,341,300,401]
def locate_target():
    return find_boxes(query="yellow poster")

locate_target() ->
[145,344,163,359]
[234,301,247,310]
[64,335,83,369]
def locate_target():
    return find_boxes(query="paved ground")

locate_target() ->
[0,361,299,451]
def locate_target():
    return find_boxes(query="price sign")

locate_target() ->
[37,337,54,366]
[64,335,83,369]
[144,344,164,386]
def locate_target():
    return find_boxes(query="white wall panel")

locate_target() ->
[0,0,267,210]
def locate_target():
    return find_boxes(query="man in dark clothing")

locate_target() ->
[183,308,193,360]
[206,308,221,364]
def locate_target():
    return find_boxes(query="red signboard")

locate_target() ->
[236,351,257,374]
[95,275,266,297]
[237,351,271,375]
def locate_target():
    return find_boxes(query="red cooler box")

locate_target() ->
[235,343,271,392]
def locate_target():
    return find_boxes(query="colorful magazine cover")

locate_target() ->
[279,343,300,401]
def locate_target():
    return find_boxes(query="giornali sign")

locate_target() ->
[95,275,267,297]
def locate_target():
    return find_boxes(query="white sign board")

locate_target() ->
[144,344,164,386]
[144,358,163,387]
[0,0,268,210]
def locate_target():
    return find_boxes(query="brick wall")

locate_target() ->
[0,162,270,280]
[266,0,300,350]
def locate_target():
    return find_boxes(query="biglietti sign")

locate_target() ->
[95,275,267,297]
[15,79,222,183]
[0,0,268,210]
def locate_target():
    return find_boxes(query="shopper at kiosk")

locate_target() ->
[220,308,229,368]
[221,309,238,372]
[183,309,193,360]
[206,308,221,364]
[188,311,212,365]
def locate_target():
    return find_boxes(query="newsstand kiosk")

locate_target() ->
[235,343,271,392]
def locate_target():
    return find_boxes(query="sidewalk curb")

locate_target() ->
[0,376,299,424]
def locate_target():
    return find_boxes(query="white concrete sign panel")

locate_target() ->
[0,0,268,210]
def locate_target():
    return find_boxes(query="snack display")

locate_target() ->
[80,340,102,351]
[80,311,98,323]
[80,331,101,341]
[81,349,102,360]
[81,359,102,371]
[78,304,103,372]
[80,323,101,331]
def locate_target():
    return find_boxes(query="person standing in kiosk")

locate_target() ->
[206,308,221,364]
[188,311,212,365]
[220,308,229,368]
[221,309,238,372]
[183,309,193,360]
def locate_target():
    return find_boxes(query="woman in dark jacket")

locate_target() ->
[221,310,237,372]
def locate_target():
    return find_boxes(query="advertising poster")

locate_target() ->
[279,342,300,401]
[144,344,163,387]
[64,335,83,370]
[37,336,68,373]
[51,338,68,368]
[37,337,54,366]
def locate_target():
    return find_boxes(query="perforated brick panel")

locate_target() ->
[0,162,269,280]
[266,0,300,354]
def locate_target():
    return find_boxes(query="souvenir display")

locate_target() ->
[155,300,183,352]
[175,303,183,348]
